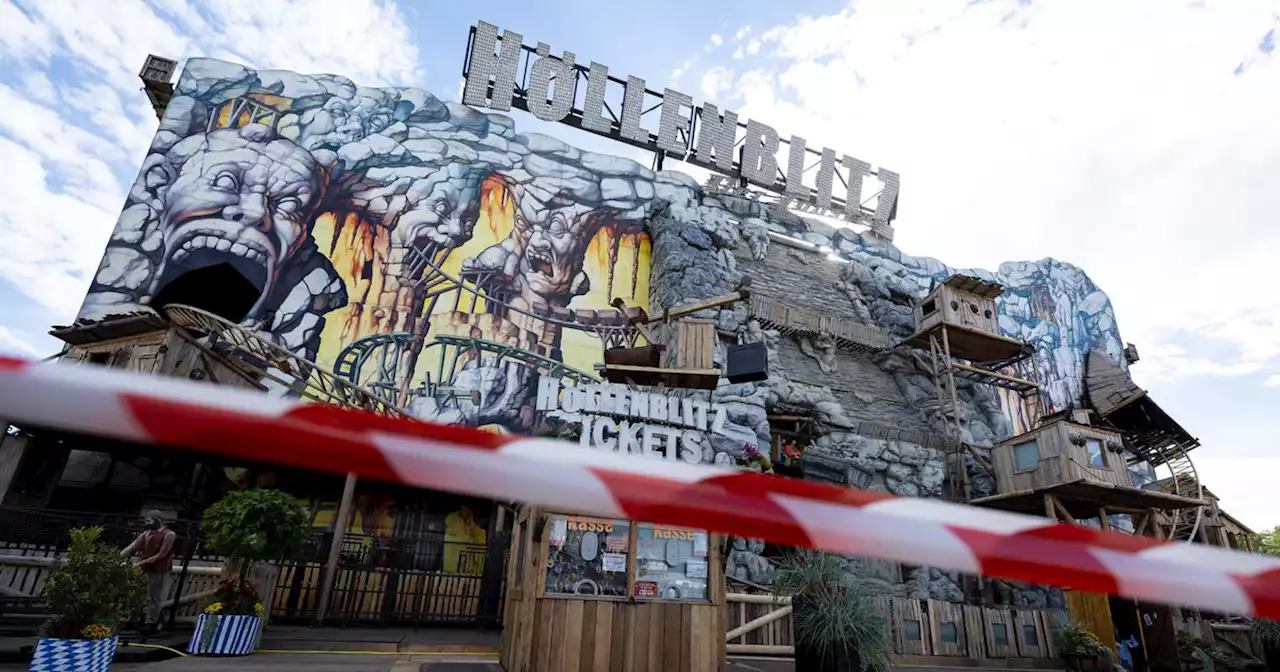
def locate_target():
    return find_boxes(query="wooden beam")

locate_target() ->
[1097,507,1110,532]
[1044,494,1057,521]
[965,445,995,475]
[725,593,792,605]
[643,291,749,324]
[725,605,793,642]
[1132,512,1149,537]
[951,361,1041,389]
[726,644,794,656]
[1049,495,1078,525]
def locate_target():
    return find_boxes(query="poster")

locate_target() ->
[686,559,708,579]
[692,532,708,558]
[635,581,658,598]
[606,534,628,553]
[602,553,627,573]
[549,518,568,547]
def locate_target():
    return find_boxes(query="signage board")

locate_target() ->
[461,21,899,228]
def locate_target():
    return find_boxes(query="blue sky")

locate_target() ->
[0,0,1277,530]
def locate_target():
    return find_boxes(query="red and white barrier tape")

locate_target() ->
[0,356,1276,618]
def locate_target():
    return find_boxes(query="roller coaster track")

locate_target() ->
[334,331,599,407]
[163,304,407,417]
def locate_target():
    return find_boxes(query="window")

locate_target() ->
[1023,624,1039,647]
[1013,440,1040,471]
[544,515,630,598]
[634,523,709,601]
[940,622,958,644]
[992,622,1009,646]
[903,619,922,641]
[1086,439,1105,466]
[921,299,937,316]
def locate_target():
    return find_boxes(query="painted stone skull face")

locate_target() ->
[511,200,597,301]
[149,124,321,316]
[395,164,486,254]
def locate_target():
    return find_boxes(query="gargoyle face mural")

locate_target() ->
[149,124,322,320]
[79,58,656,436]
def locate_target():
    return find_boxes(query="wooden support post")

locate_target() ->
[1132,512,1149,537]
[1049,495,1078,525]
[1044,495,1057,521]
[0,427,30,506]
[1098,507,1110,532]
[315,472,358,624]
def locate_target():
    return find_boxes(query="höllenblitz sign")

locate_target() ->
[462,21,899,227]
[535,378,733,465]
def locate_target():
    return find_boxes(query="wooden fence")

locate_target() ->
[725,590,1069,661]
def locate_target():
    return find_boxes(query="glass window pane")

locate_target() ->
[993,622,1009,646]
[940,622,958,644]
[633,523,709,601]
[544,514,630,598]
[1086,440,1105,466]
[1013,441,1040,471]
[1023,624,1039,646]
[904,619,922,641]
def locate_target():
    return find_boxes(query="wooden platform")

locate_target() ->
[598,364,723,390]
[902,324,1031,365]
[970,479,1208,519]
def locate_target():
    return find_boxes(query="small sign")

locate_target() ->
[605,534,628,553]
[635,581,658,598]
[685,559,708,579]
[549,519,567,547]
[602,553,627,573]
[692,533,708,558]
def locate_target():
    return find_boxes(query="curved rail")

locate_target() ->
[163,304,407,417]
[1155,443,1204,543]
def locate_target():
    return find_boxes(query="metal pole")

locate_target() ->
[315,472,357,624]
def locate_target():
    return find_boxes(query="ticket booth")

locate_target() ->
[500,505,725,672]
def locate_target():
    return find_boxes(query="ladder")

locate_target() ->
[927,329,967,502]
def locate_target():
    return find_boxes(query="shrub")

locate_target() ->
[200,488,311,575]
[773,549,891,672]
[41,526,148,639]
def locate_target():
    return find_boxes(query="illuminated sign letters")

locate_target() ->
[462,20,899,227]
[535,378,733,465]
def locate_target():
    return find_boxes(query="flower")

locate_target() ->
[80,624,112,640]
[204,602,224,614]
[253,603,265,616]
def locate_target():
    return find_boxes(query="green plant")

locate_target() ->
[40,526,149,639]
[200,489,311,579]
[1252,525,1279,556]
[1253,617,1280,650]
[1058,621,1112,662]
[773,549,891,672]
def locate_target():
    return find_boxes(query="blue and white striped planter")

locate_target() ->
[29,636,117,672]
[187,614,262,656]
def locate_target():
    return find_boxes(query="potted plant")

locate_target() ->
[190,488,310,656]
[1059,621,1114,672]
[1253,618,1280,671]
[30,526,148,672]
[773,549,891,672]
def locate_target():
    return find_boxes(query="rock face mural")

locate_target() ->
[81,58,1135,607]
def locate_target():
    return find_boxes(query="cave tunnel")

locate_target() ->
[149,263,262,324]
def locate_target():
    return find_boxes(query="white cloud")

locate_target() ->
[709,33,723,48]
[0,0,422,325]
[1193,455,1280,531]
[699,66,734,102]
[684,0,1280,389]
[0,326,38,358]
[1265,374,1280,387]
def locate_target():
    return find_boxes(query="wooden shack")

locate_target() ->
[972,417,1207,524]
[904,275,1030,364]
[501,506,724,672]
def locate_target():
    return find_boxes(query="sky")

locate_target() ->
[0,0,1275,531]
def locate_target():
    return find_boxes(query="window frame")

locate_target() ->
[1012,439,1041,473]
[538,511,713,605]
[1085,438,1107,468]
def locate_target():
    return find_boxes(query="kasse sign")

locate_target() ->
[535,378,736,465]
[461,21,899,228]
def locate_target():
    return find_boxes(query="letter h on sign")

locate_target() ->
[463,21,523,111]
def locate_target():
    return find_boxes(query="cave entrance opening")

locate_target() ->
[767,413,815,480]
[150,263,262,324]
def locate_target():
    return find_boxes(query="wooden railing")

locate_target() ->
[747,294,894,353]
[725,591,1069,660]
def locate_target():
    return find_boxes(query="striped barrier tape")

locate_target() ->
[0,356,1276,618]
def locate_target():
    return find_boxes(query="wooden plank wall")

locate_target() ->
[1066,590,1117,654]
[962,605,988,659]
[723,598,794,649]
[524,599,720,672]
[894,598,929,655]
[674,320,715,370]
[926,600,966,657]
[984,607,1019,658]
[1015,609,1050,657]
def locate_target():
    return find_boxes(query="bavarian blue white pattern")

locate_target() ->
[29,636,117,672]
[187,614,261,656]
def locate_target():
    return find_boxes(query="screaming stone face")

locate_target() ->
[149,124,322,318]
[512,207,594,302]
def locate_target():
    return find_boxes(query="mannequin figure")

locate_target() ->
[121,510,177,631]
